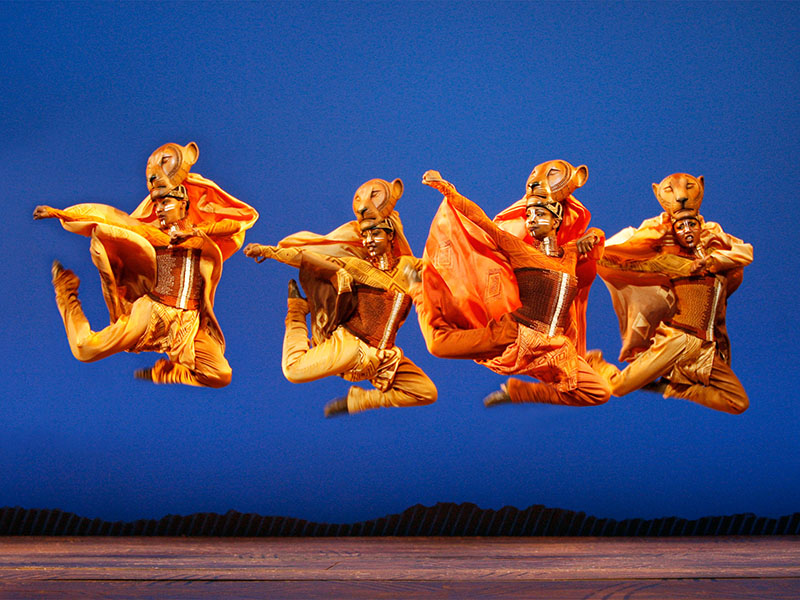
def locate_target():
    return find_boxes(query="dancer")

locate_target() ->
[587,173,752,414]
[33,142,258,387]
[419,166,610,407]
[243,178,437,417]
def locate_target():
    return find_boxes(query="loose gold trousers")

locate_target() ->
[282,299,437,413]
[427,315,610,406]
[600,325,748,414]
[56,290,231,388]
[505,358,611,407]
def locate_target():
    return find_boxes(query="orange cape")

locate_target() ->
[417,195,598,357]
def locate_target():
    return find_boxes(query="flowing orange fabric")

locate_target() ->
[420,199,520,334]
[418,193,600,357]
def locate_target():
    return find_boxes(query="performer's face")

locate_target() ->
[526,205,560,240]
[673,217,701,249]
[154,196,188,229]
[361,227,393,258]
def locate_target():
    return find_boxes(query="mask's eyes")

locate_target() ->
[663,186,672,194]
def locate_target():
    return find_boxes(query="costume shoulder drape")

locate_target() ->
[130,172,259,260]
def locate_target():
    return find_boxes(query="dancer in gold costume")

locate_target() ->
[244,178,436,417]
[587,173,752,414]
[34,142,258,387]
[418,164,610,408]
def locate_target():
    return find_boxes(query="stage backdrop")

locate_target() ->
[1,1,798,525]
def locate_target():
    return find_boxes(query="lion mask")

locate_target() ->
[146,142,199,200]
[652,173,704,221]
[352,178,403,224]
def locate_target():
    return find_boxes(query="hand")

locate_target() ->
[168,228,196,245]
[422,170,444,185]
[33,205,56,220]
[402,263,422,285]
[576,232,598,255]
[690,256,710,274]
[243,243,267,262]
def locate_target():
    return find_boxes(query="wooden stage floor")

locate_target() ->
[1,536,798,598]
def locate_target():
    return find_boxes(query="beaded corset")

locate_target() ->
[343,285,412,349]
[511,267,578,336]
[667,274,724,342]
[149,247,203,310]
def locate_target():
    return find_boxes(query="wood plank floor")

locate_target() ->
[0,536,798,598]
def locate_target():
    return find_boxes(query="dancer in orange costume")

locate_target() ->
[34,142,258,387]
[418,166,610,407]
[244,178,436,417]
[587,173,752,414]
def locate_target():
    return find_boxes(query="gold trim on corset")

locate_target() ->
[177,251,196,310]
[548,272,571,337]
[706,278,722,341]
[379,292,407,350]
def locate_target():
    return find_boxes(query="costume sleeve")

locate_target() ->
[251,245,407,294]
[702,224,753,272]
[195,218,248,238]
[49,204,169,246]
[423,179,508,247]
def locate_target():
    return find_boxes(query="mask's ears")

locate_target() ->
[390,178,404,202]
[697,175,705,192]
[572,165,588,189]
[184,142,199,167]
[652,182,659,199]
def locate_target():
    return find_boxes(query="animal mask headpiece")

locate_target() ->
[525,159,588,205]
[653,173,704,221]
[146,142,199,200]
[352,178,404,223]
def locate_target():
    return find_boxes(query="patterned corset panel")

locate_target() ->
[150,247,203,310]
[667,275,724,342]
[512,267,578,336]
[344,285,412,349]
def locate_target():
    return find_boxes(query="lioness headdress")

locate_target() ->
[146,142,199,200]
[652,173,704,221]
[352,178,403,223]
[524,159,588,223]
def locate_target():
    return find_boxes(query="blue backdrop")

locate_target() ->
[1,1,798,524]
